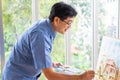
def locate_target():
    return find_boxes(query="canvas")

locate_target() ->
[95,36,120,80]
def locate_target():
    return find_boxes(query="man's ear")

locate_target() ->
[53,17,60,25]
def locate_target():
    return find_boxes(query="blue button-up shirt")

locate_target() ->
[2,19,56,80]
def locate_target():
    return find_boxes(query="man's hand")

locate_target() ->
[79,70,95,80]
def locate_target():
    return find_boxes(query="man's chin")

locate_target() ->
[58,31,64,34]
[58,30,67,34]
[61,32,65,34]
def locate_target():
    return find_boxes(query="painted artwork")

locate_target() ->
[95,36,120,80]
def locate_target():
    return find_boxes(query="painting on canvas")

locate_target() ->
[95,36,120,80]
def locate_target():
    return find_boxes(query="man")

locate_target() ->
[2,2,95,80]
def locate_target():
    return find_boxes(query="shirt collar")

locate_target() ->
[46,19,56,39]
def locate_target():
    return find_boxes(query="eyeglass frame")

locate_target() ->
[60,19,72,26]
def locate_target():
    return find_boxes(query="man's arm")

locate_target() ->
[42,67,95,80]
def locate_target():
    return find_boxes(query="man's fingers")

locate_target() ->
[86,70,95,74]
[86,70,95,79]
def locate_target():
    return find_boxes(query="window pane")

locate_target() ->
[3,0,32,60]
[98,0,118,39]
[69,0,93,70]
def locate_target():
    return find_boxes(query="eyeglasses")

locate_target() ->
[60,19,72,26]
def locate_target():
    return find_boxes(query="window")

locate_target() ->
[66,0,119,71]
[68,0,93,70]
[1,0,120,79]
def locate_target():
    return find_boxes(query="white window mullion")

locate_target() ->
[118,0,120,38]
[64,30,71,65]
[92,0,99,70]
[0,0,5,72]
[32,0,39,23]
[115,0,119,39]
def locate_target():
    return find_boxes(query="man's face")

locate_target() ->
[54,17,74,34]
